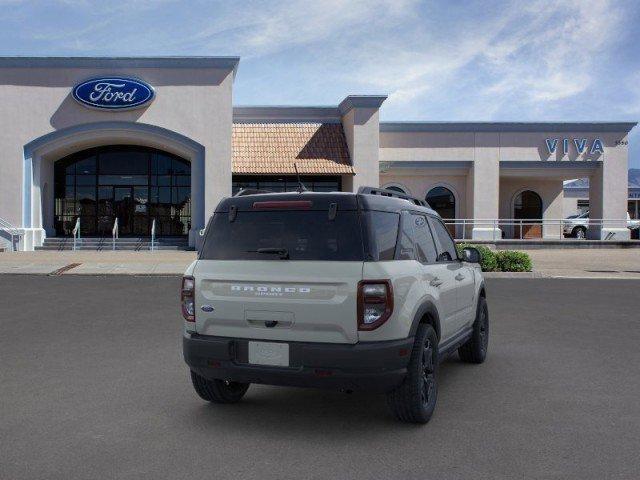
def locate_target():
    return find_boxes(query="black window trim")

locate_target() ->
[362,209,400,262]
[401,210,439,265]
[427,215,461,263]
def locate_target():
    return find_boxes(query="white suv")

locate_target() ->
[182,187,488,423]
[564,211,640,239]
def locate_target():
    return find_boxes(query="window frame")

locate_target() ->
[427,215,460,263]
[364,210,401,262]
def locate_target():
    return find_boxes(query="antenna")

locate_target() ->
[294,163,308,193]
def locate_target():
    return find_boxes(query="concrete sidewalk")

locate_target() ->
[0,248,639,278]
[520,249,640,279]
[0,251,196,275]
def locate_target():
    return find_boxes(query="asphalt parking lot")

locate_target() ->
[1,276,640,480]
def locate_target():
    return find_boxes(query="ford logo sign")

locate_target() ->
[72,77,155,110]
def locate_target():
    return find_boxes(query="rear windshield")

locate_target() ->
[199,210,365,261]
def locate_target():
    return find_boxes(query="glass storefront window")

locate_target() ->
[629,200,639,220]
[54,146,190,237]
[231,176,341,195]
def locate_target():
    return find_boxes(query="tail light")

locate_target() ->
[357,280,393,331]
[181,276,195,322]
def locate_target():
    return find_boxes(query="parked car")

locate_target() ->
[181,187,488,423]
[564,211,639,239]
[563,211,589,239]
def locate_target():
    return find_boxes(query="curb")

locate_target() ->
[482,272,537,278]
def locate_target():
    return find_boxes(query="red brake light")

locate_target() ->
[181,276,195,322]
[357,280,393,331]
[252,200,312,210]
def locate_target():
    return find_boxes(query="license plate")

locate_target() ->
[248,341,289,367]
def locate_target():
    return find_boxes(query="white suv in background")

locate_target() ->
[181,187,488,423]
[564,211,640,239]
[563,211,589,239]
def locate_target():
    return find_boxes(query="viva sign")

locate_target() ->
[72,77,155,110]
[545,137,604,156]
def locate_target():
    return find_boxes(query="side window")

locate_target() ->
[411,214,438,264]
[396,212,415,260]
[428,217,458,262]
[367,211,399,261]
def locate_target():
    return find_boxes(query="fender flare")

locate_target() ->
[478,280,486,299]
[408,300,441,340]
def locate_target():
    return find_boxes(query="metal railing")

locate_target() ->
[72,218,81,251]
[112,218,119,251]
[150,218,156,252]
[0,217,23,252]
[441,218,636,241]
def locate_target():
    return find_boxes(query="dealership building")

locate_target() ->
[0,56,636,250]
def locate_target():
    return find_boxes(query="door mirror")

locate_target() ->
[436,251,452,262]
[461,247,481,264]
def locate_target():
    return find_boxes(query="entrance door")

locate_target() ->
[114,187,134,236]
[514,190,543,239]
[113,187,149,236]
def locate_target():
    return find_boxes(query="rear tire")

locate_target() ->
[386,324,438,424]
[458,296,489,364]
[190,370,250,404]
[573,226,586,239]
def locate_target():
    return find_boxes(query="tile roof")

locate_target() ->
[232,123,354,175]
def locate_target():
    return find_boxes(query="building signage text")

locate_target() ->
[545,138,604,156]
[72,77,155,110]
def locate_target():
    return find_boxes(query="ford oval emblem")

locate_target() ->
[201,305,215,312]
[72,77,155,110]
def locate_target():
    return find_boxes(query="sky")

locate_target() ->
[1,0,639,168]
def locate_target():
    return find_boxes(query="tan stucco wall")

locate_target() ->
[563,196,581,217]
[0,63,234,247]
[380,127,632,239]
[341,107,381,191]
[380,173,468,218]
[380,131,474,161]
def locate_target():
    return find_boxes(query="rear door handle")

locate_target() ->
[430,277,443,287]
[455,273,465,281]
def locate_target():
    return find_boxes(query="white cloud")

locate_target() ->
[483,0,621,103]
[337,0,624,117]
[189,0,420,58]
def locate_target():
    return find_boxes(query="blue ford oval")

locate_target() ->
[72,77,155,110]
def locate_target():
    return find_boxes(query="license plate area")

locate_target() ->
[248,341,290,367]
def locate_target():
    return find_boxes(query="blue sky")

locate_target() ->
[1,0,639,168]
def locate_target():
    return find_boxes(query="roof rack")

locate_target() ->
[233,188,273,197]
[358,186,430,207]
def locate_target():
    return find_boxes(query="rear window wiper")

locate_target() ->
[249,247,290,260]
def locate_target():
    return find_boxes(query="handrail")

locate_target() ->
[0,217,23,252]
[72,217,81,251]
[150,218,156,252]
[440,218,636,241]
[112,218,119,251]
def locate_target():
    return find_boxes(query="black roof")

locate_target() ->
[215,190,439,216]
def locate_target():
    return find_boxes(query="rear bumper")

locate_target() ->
[183,332,414,393]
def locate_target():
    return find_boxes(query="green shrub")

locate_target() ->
[456,243,499,272]
[495,250,532,272]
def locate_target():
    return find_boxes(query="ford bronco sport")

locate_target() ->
[182,187,488,423]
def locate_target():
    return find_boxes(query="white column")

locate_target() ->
[340,96,386,192]
[588,138,630,240]
[471,133,501,240]
[21,154,46,250]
